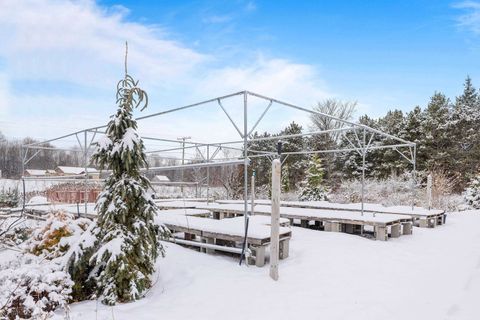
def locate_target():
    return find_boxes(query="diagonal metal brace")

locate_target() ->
[218,99,244,138]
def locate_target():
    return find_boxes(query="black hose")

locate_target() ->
[239,215,250,265]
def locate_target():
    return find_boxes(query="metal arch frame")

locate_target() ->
[20,90,417,262]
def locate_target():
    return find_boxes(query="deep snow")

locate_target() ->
[47,211,480,320]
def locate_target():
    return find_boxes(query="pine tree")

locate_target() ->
[421,92,453,171]
[281,164,290,193]
[298,155,328,201]
[465,174,480,209]
[280,122,307,190]
[73,44,168,305]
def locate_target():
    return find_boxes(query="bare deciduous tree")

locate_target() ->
[310,99,357,142]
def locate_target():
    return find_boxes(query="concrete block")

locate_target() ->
[253,246,266,267]
[419,219,428,228]
[206,238,215,254]
[391,224,401,238]
[375,226,388,241]
[279,239,289,259]
[402,222,413,235]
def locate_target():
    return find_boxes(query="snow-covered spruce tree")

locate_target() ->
[298,155,329,201]
[465,175,480,209]
[87,46,167,305]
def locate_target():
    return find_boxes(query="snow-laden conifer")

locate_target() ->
[298,155,329,201]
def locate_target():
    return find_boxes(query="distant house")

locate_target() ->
[24,169,48,177]
[152,175,171,183]
[55,166,100,179]
[46,182,102,204]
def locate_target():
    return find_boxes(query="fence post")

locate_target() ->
[270,159,281,281]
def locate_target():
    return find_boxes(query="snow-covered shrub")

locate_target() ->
[0,188,19,208]
[25,210,91,260]
[329,174,419,206]
[464,175,480,209]
[0,255,73,320]
[26,210,96,302]
[298,155,329,201]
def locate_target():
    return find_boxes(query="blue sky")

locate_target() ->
[0,0,479,145]
[96,0,478,106]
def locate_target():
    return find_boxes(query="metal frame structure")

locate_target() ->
[20,90,417,262]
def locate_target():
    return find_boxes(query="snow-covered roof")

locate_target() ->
[25,169,47,176]
[56,166,99,175]
[153,175,170,182]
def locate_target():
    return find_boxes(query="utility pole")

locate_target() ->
[177,136,191,194]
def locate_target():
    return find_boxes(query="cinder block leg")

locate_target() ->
[345,224,354,234]
[218,212,225,220]
[253,246,266,267]
[429,218,436,228]
[443,214,447,224]
[437,215,443,225]
[184,233,195,241]
[279,239,290,259]
[419,219,428,228]
[206,238,215,254]
[200,238,207,253]
[391,224,401,238]
[375,226,387,241]
[331,222,341,232]
[402,222,413,235]
[301,220,309,228]
[324,221,332,231]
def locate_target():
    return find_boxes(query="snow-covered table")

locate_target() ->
[216,199,445,228]
[196,203,414,241]
[155,212,291,267]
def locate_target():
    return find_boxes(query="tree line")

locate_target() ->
[247,76,480,193]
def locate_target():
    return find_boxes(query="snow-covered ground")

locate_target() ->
[44,210,480,320]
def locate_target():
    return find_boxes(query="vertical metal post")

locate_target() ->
[181,140,185,194]
[251,170,256,215]
[206,145,210,204]
[270,159,281,280]
[411,144,417,210]
[361,128,366,216]
[243,91,249,236]
[84,130,88,216]
[178,136,191,194]
[239,91,249,265]
[427,173,432,210]
[20,146,25,211]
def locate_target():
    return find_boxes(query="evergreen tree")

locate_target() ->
[71,45,168,305]
[281,164,290,193]
[465,174,480,209]
[421,92,453,171]
[451,76,480,184]
[280,121,307,190]
[298,155,328,201]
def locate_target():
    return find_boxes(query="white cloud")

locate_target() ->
[454,1,480,34]
[0,0,333,146]
[0,74,10,117]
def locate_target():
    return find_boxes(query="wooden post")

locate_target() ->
[270,159,281,280]
[427,173,432,210]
